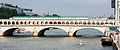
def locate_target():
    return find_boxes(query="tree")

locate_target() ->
[108,17,115,19]
[52,14,58,16]
[0,7,18,19]
[32,14,39,16]
[52,14,60,17]
[0,3,40,19]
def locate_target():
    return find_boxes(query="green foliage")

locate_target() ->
[0,7,27,19]
[32,14,39,16]
[109,26,118,31]
[108,17,115,19]
[52,14,60,17]
[44,14,60,17]
[0,7,18,19]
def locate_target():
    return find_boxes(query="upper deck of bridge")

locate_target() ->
[11,16,95,19]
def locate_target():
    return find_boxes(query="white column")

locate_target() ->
[6,21,8,25]
[32,27,38,36]
[0,30,3,36]
[68,27,74,37]
[118,9,119,19]
[118,32,120,46]
[115,0,117,19]
[115,0,120,19]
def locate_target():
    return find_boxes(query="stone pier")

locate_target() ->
[110,31,120,50]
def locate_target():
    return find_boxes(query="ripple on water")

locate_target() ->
[0,37,113,50]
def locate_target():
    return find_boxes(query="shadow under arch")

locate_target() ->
[38,27,67,37]
[3,28,18,36]
[73,28,103,37]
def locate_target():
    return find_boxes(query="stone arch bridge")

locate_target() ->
[0,18,119,37]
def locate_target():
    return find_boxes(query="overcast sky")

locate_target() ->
[0,0,113,17]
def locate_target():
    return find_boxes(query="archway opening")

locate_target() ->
[38,27,67,37]
[24,21,27,24]
[12,21,15,25]
[8,21,11,25]
[3,28,32,37]
[20,21,23,25]
[0,21,2,25]
[16,21,19,25]
[3,28,18,36]
[45,22,48,24]
[73,28,103,37]
[4,21,7,25]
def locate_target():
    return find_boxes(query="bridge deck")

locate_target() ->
[0,24,118,27]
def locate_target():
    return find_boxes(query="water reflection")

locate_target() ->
[44,29,68,36]
[11,28,104,37]
[76,28,103,37]
[0,29,113,50]
[0,36,113,50]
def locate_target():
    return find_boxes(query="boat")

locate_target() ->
[78,41,84,46]
[78,42,83,45]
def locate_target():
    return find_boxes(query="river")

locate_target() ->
[0,28,113,50]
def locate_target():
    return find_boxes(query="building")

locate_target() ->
[0,3,34,15]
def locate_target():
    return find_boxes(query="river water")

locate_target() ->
[0,29,113,50]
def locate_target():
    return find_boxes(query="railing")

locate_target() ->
[110,31,120,50]
[0,19,119,27]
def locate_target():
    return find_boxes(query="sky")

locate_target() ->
[0,0,113,17]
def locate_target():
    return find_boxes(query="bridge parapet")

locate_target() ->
[0,19,119,27]
[0,19,118,37]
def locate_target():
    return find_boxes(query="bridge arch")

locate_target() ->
[28,21,31,24]
[49,21,53,24]
[32,21,35,24]
[20,21,23,25]
[87,21,91,25]
[12,21,15,25]
[0,21,2,25]
[54,21,57,24]
[96,21,100,25]
[8,21,11,25]
[16,21,19,25]
[83,21,87,25]
[109,22,115,25]
[3,28,19,36]
[70,21,74,24]
[45,21,48,24]
[75,21,78,24]
[37,27,68,37]
[24,21,27,24]
[4,21,7,25]
[58,21,61,24]
[92,22,95,25]
[37,21,39,24]
[101,22,104,25]
[66,21,69,24]
[79,21,82,24]
[62,21,65,24]
[73,27,107,36]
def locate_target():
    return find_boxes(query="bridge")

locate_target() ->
[0,0,120,50]
[0,16,119,37]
